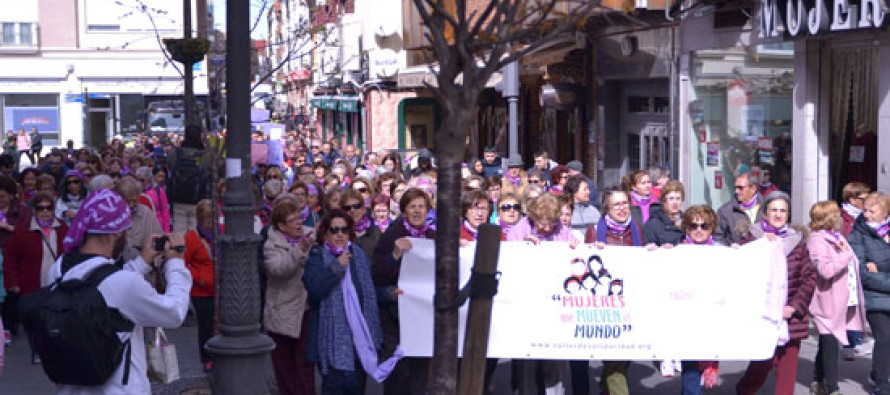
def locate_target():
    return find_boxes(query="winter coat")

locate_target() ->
[356,224,383,260]
[841,210,858,238]
[184,229,215,297]
[743,224,816,339]
[29,131,41,150]
[630,200,661,227]
[807,230,867,345]
[3,217,66,294]
[584,221,645,247]
[263,226,311,338]
[481,157,504,178]
[16,133,30,151]
[571,202,601,231]
[716,200,762,245]
[0,202,28,249]
[501,171,528,198]
[849,215,890,313]
[643,207,684,246]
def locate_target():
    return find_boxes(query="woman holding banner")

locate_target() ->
[372,188,435,395]
[807,200,867,395]
[735,191,816,395]
[495,192,522,237]
[849,192,890,395]
[582,186,654,395]
[506,192,576,395]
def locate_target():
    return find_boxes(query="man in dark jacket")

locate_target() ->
[716,171,761,244]
[481,146,504,178]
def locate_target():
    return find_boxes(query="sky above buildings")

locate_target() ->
[211,0,269,38]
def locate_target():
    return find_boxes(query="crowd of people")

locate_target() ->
[0,123,888,395]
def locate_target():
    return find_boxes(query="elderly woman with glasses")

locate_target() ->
[303,209,392,394]
[459,190,502,245]
[495,192,523,236]
[55,170,87,223]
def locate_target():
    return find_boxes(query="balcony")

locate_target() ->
[0,21,39,54]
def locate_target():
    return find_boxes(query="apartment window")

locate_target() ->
[19,23,32,45]
[2,23,14,44]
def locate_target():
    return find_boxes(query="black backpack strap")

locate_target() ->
[121,338,131,385]
[85,263,135,385]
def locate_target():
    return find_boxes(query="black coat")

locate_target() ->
[643,206,683,246]
[849,215,890,313]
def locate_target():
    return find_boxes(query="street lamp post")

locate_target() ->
[204,0,275,393]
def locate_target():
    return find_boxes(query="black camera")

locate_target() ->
[154,236,169,252]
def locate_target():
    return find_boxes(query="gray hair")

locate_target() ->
[760,190,792,221]
[115,176,142,200]
[739,171,760,186]
[89,174,114,192]
[133,166,154,187]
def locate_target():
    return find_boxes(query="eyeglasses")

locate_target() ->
[528,179,540,184]
[328,226,350,235]
[470,205,488,213]
[344,202,364,211]
[34,204,53,212]
[66,179,81,185]
[499,203,521,212]
[311,146,320,149]
[257,164,268,168]
[689,222,711,231]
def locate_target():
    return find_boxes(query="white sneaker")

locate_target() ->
[854,340,874,357]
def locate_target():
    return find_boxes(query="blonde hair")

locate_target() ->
[527,193,560,223]
[809,200,841,232]
[865,192,890,217]
[195,199,213,223]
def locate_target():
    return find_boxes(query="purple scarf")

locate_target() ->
[760,219,788,237]
[325,241,349,256]
[404,218,430,237]
[197,223,214,245]
[595,215,642,246]
[822,229,842,242]
[842,202,862,219]
[300,206,311,222]
[283,232,303,247]
[684,235,714,245]
[604,215,631,235]
[340,253,404,381]
[740,194,760,210]
[869,219,890,238]
[463,221,478,239]
[36,217,54,229]
[506,173,521,187]
[373,218,391,232]
[355,216,372,233]
[630,191,653,222]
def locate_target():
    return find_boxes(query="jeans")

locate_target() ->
[680,361,702,395]
[814,334,840,392]
[868,312,890,395]
[845,330,863,349]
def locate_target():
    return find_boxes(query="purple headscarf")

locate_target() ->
[63,189,133,253]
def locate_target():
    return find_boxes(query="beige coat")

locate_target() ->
[263,226,311,338]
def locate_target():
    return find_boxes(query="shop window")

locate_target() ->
[689,46,793,205]
[627,96,651,113]
[2,94,61,146]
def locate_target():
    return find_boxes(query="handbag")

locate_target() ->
[147,328,180,383]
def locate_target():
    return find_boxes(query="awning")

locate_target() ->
[310,95,360,112]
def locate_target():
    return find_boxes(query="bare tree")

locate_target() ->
[409,1,600,393]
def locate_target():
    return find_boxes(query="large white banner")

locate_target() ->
[399,238,786,360]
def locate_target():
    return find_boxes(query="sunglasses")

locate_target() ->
[311,146,320,149]
[354,187,369,193]
[528,179,540,184]
[66,179,81,185]
[689,222,711,231]
[344,202,364,211]
[499,203,521,212]
[328,226,350,235]
[34,204,53,212]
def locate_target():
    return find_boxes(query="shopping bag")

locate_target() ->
[147,328,180,383]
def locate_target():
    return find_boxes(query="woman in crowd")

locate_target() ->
[0,176,27,341]
[520,184,545,215]
[304,209,393,394]
[324,188,344,214]
[370,194,392,233]
[808,200,867,395]
[582,187,654,395]
[34,174,57,197]
[564,175,600,232]
[135,166,171,232]
[527,168,547,191]
[79,166,96,191]
[557,195,586,244]
[643,180,685,246]
[375,172,399,199]
[849,192,890,395]
[841,181,870,237]
[55,170,87,223]
[350,176,376,207]
[306,182,323,225]
[373,188,435,394]
[183,200,217,373]
[495,192,522,237]
[736,191,815,395]
[459,190,496,244]
[549,166,569,195]
[389,179,408,220]
[342,190,380,259]
[263,201,315,395]
[2,193,66,356]
[17,168,39,203]
[380,152,404,179]
[625,170,659,226]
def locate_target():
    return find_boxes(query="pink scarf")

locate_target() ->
[630,191,653,222]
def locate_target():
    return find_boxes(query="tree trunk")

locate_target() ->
[429,101,476,394]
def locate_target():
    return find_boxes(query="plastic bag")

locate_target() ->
[147,328,180,383]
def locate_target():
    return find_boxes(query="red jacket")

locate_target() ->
[184,229,215,297]
[460,222,506,242]
[3,218,67,295]
[841,210,857,238]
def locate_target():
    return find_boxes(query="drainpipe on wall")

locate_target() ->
[503,61,520,161]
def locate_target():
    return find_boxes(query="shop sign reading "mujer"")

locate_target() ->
[761,0,889,37]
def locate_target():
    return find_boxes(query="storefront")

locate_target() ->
[310,94,363,148]
[678,0,890,221]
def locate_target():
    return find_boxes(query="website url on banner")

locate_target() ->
[529,342,652,351]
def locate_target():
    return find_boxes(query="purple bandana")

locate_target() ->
[605,215,631,236]
[403,218,430,237]
[64,169,83,181]
[760,219,788,238]
[374,218,391,232]
[740,194,760,210]
[684,235,714,245]
[355,216,371,233]
[325,241,349,256]
[307,183,319,196]
[63,189,132,253]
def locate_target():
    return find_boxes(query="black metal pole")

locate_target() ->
[183,0,197,127]
[205,0,274,393]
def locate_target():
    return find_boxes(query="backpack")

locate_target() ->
[169,147,206,204]
[19,263,135,386]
